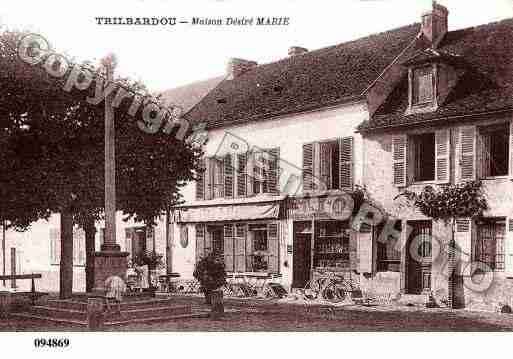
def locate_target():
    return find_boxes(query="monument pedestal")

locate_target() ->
[92,249,129,291]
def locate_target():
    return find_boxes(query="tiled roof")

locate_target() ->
[184,23,422,129]
[161,76,225,115]
[359,18,513,132]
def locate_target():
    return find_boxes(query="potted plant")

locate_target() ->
[193,253,227,305]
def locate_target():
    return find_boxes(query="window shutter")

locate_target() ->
[505,217,513,277]
[319,142,331,190]
[455,218,472,275]
[245,227,254,271]
[349,230,358,271]
[196,158,206,200]
[224,224,234,272]
[195,224,205,262]
[435,129,450,184]
[459,126,476,181]
[223,154,234,198]
[267,223,279,274]
[392,135,408,187]
[267,148,280,194]
[357,226,373,273]
[234,224,246,272]
[302,143,314,191]
[50,228,61,265]
[124,228,133,258]
[509,120,513,179]
[237,153,247,197]
[339,136,354,189]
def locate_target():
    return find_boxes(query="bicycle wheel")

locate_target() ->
[322,281,346,303]
[303,278,322,300]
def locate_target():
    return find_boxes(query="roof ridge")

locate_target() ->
[254,22,421,69]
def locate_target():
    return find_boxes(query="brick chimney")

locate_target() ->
[288,46,308,56]
[226,58,257,80]
[421,1,449,48]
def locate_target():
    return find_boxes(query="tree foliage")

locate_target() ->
[0,29,203,231]
[401,181,489,224]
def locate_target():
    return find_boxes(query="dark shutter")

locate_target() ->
[195,224,205,262]
[339,137,354,189]
[392,135,407,187]
[319,142,331,190]
[196,158,206,200]
[302,143,314,191]
[234,224,246,272]
[224,154,234,198]
[267,148,280,194]
[224,224,234,272]
[267,223,279,273]
[237,153,247,197]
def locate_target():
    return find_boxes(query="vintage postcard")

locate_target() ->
[1,0,513,355]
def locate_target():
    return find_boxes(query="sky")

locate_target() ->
[1,0,512,93]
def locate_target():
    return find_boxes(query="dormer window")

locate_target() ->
[413,67,434,104]
[405,63,438,115]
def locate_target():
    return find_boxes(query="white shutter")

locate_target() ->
[435,129,450,184]
[224,224,234,272]
[357,226,373,273]
[505,217,513,277]
[455,218,472,275]
[392,135,408,187]
[509,120,513,179]
[459,126,476,182]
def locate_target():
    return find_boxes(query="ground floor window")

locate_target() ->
[474,219,505,271]
[195,221,280,273]
[376,221,401,272]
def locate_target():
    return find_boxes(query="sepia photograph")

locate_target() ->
[1,0,513,354]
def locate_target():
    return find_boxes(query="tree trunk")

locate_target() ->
[84,217,96,293]
[59,211,74,299]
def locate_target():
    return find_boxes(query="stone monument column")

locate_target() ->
[92,54,128,292]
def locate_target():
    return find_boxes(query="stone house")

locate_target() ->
[358,3,513,309]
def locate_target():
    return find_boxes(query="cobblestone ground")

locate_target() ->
[2,295,513,331]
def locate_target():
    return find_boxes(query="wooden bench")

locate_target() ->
[0,273,48,305]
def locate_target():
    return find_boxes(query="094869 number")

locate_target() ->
[34,338,70,348]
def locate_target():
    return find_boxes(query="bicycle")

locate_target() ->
[302,272,360,303]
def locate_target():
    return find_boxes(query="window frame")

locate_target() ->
[409,132,437,184]
[474,218,506,272]
[477,123,510,180]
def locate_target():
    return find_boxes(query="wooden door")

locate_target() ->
[292,233,312,288]
[406,221,432,294]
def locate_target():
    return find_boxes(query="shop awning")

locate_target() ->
[173,201,281,223]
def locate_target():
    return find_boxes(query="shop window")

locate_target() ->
[474,219,505,271]
[251,228,269,272]
[411,132,435,182]
[313,221,350,269]
[479,124,509,178]
[376,222,401,272]
[210,227,224,256]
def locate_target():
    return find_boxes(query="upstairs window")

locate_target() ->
[479,124,510,178]
[303,137,353,192]
[411,132,436,182]
[413,67,434,105]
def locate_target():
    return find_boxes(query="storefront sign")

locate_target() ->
[286,194,353,220]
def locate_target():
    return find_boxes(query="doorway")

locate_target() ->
[406,220,432,294]
[292,222,312,288]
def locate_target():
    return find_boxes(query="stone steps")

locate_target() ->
[12,297,196,327]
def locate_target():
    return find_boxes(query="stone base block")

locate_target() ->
[92,251,129,291]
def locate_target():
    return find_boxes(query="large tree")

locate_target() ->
[0,30,203,296]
